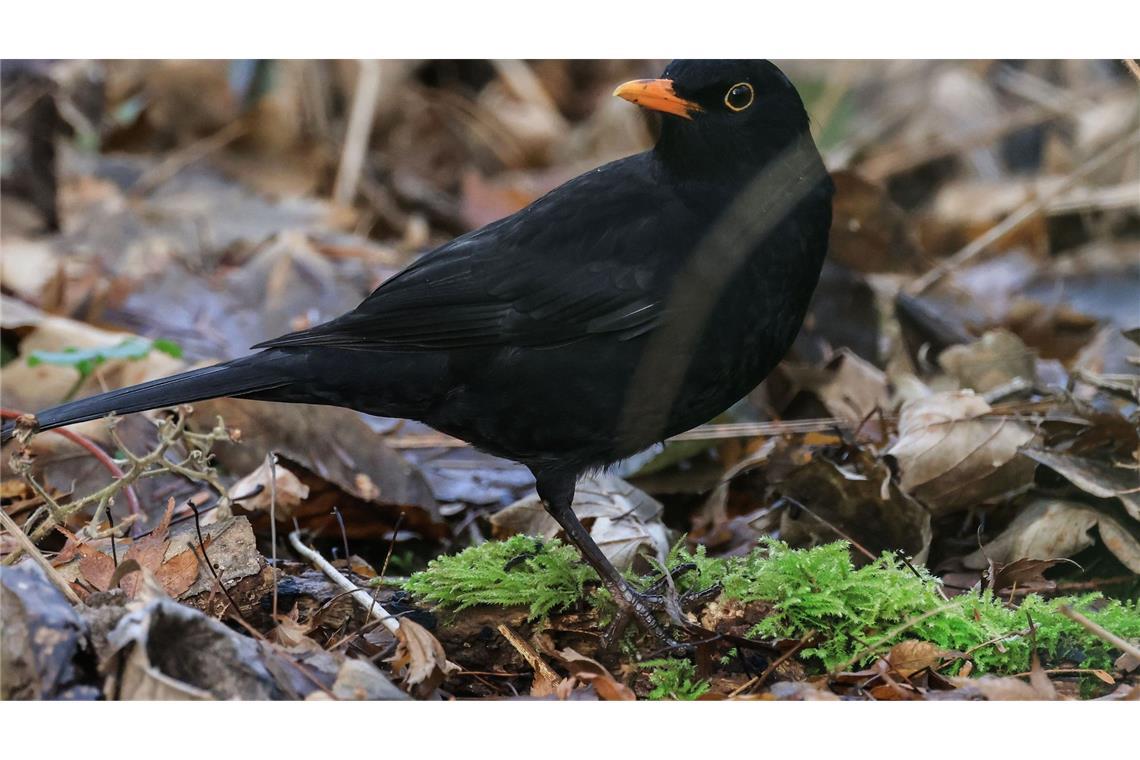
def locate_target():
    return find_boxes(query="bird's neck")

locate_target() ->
[653,130,828,218]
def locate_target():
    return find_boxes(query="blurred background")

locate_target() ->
[2,60,1138,595]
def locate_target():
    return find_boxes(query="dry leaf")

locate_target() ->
[985,558,1061,594]
[939,329,1037,393]
[887,391,1036,515]
[1023,448,1140,521]
[964,499,1140,573]
[777,454,932,564]
[118,498,200,599]
[387,618,458,698]
[886,640,954,678]
[228,457,310,520]
[784,349,890,424]
[491,473,669,571]
[556,648,636,701]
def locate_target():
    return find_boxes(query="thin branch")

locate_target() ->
[0,508,83,605]
[1,407,140,519]
[908,130,1140,295]
[288,529,401,636]
[131,120,247,196]
[1058,604,1140,662]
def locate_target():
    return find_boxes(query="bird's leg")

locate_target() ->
[536,473,687,651]
[602,563,721,647]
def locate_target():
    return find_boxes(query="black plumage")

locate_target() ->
[3,60,833,646]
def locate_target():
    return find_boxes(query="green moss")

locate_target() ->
[403,535,595,619]
[640,658,710,700]
[404,535,1140,675]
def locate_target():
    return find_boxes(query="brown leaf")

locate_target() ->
[886,640,954,678]
[985,557,1061,594]
[1023,448,1140,521]
[782,349,889,425]
[387,618,458,699]
[964,499,1140,573]
[776,453,932,564]
[119,498,176,598]
[939,329,1037,393]
[153,547,200,599]
[228,458,310,520]
[887,391,1036,515]
[556,648,636,701]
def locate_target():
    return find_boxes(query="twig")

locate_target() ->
[0,507,83,605]
[1,407,141,520]
[186,498,247,624]
[267,452,279,620]
[1123,60,1140,84]
[131,120,247,196]
[16,412,231,548]
[332,60,383,207]
[780,496,877,562]
[288,529,400,636]
[727,632,814,698]
[908,129,1140,295]
[379,512,405,579]
[1058,604,1140,662]
[332,505,351,565]
[497,624,560,687]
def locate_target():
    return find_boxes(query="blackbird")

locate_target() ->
[2,60,833,646]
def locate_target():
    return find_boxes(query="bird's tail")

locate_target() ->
[1,351,297,443]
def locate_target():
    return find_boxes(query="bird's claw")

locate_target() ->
[600,563,721,652]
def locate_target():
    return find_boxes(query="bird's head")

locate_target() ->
[614,60,813,176]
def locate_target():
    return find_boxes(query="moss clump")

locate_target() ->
[403,535,595,619]
[404,536,1140,675]
[669,539,1140,673]
[640,658,710,700]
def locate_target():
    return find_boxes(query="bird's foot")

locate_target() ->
[600,563,721,653]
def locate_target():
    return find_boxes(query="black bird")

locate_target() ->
[2,60,833,645]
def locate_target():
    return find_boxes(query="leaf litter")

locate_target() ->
[2,59,1139,700]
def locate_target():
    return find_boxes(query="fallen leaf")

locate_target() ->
[118,498,200,600]
[886,640,956,678]
[964,498,1140,573]
[887,391,1037,515]
[777,453,932,564]
[491,473,670,571]
[939,329,1037,393]
[1023,448,1140,521]
[103,593,290,699]
[782,349,890,425]
[0,561,100,700]
[556,648,636,701]
[387,618,458,699]
[228,457,311,520]
[985,557,1061,594]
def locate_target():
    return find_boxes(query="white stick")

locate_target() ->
[288,530,400,635]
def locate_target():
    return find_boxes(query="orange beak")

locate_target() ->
[613,78,703,120]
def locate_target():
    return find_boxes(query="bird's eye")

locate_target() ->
[724,82,754,112]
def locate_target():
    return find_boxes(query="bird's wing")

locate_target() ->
[254,224,664,352]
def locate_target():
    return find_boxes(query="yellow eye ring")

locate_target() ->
[724,82,754,112]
